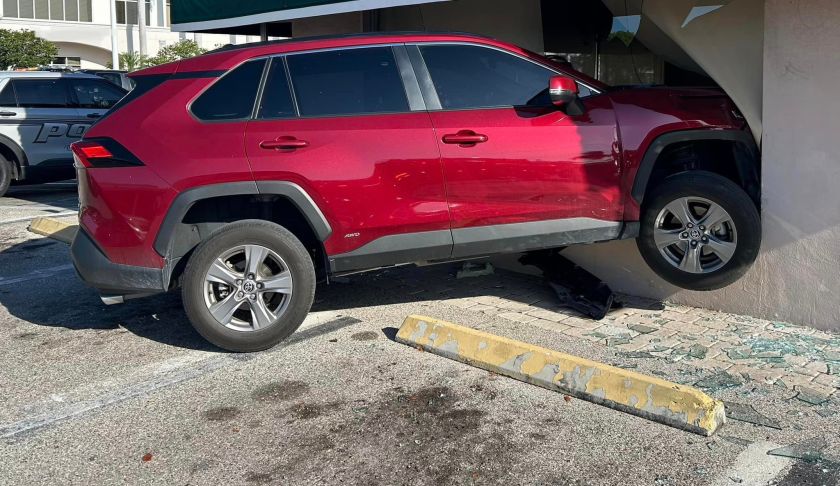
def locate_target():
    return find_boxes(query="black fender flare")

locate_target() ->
[630,129,760,204]
[153,181,333,257]
[0,134,28,179]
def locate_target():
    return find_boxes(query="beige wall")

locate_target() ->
[560,0,840,331]
[378,0,544,53]
[293,12,364,37]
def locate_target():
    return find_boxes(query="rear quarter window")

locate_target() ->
[191,59,267,121]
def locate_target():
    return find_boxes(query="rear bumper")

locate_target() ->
[70,228,167,297]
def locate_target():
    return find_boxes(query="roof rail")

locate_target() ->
[208,30,496,54]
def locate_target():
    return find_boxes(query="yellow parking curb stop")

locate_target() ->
[396,315,726,436]
[28,217,78,244]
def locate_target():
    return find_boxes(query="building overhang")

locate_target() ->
[171,0,451,32]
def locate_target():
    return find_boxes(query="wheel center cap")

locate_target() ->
[242,280,257,293]
[689,229,702,240]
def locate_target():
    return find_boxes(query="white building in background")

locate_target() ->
[0,0,259,69]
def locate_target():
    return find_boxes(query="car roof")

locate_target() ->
[0,71,104,79]
[165,31,609,92]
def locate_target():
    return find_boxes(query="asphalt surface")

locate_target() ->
[0,183,838,486]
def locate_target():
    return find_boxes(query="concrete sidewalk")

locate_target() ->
[441,267,840,406]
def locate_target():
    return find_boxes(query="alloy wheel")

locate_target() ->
[203,244,293,331]
[653,196,738,274]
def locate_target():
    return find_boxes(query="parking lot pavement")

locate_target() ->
[1,187,839,485]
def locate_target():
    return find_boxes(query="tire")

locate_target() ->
[0,156,12,198]
[636,171,760,291]
[182,219,316,352]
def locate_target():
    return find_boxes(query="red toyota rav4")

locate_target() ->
[70,33,760,352]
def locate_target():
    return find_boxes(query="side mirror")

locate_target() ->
[549,75,579,107]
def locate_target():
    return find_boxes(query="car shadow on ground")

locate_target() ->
[3,182,79,210]
[0,232,663,353]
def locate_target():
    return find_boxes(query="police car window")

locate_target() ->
[191,59,267,121]
[11,79,71,108]
[0,83,15,107]
[71,79,126,109]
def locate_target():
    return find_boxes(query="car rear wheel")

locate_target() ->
[0,156,12,198]
[182,220,316,352]
[637,171,760,291]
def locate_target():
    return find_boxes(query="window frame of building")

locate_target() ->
[115,0,152,26]
[51,56,81,67]
[2,0,91,22]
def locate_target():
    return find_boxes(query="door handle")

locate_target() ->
[0,111,16,117]
[442,130,488,146]
[86,113,102,118]
[259,137,309,151]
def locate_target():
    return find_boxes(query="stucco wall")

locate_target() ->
[559,0,840,331]
[378,0,544,53]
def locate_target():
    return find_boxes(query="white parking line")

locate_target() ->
[0,264,75,287]
[0,312,360,440]
[0,205,76,212]
[0,211,78,225]
[711,441,794,486]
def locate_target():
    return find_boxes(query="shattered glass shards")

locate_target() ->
[736,332,840,371]
[767,437,829,463]
[694,371,745,392]
[724,401,783,430]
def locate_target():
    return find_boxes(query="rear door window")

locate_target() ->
[419,44,556,109]
[286,47,409,117]
[69,79,126,109]
[191,59,267,121]
[11,79,72,108]
[256,58,296,119]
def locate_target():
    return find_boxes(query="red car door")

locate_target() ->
[245,47,451,273]
[413,43,622,257]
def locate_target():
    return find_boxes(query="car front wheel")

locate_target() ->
[182,220,316,352]
[637,171,760,291]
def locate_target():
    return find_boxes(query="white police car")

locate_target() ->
[0,71,127,197]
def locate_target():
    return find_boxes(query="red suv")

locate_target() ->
[70,33,760,352]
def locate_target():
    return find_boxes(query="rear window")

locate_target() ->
[11,79,71,108]
[286,47,409,117]
[191,59,267,121]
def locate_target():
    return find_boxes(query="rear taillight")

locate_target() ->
[71,138,143,168]
[72,141,112,167]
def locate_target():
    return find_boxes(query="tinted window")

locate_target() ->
[0,83,16,107]
[70,79,126,109]
[287,47,408,117]
[420,45,556,110]
[191,59,266,121]
[257,59,296,119]
[11,79,71,108]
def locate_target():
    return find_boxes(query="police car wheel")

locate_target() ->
[0,156,12,198]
